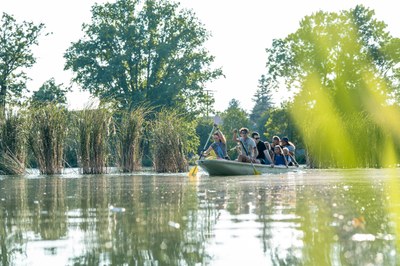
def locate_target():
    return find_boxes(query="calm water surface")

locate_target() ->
[1,168,400,265]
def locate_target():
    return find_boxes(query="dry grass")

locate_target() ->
[76,106,112,174]
[28,105,68,174]
[0,111,27,174]
[150,110,198,173]
[116,107,150,172]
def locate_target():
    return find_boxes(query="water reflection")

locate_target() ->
[0,169,399,265]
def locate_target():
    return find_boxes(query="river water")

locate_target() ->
[0,168,399,265]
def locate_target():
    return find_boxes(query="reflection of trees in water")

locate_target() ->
[0,178,28,264]
[293,179,396,265]
[37,178,68,240]
[0,175,219,265]
[101,176,219,265]
[199,175,396,265]
[0,177,69,262]
[255,180,302,265]
[1,173,395,265]
[279,177,395,265]
[203,177,302,264]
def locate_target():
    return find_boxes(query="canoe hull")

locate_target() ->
[197,159,297,176]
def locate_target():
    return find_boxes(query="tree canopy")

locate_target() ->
[64,0,222,114]
[0,13,45,115]
[31,78,70,107]
[263,5,400,167]
[250,74,274,133]
[265,5,400,111]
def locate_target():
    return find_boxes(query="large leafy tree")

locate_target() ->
[265,5,400,110]
[0,13,45,115]
[263,5,400,167]
[64,0,222,114]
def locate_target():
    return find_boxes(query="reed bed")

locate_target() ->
[150,110,198,173]
[301,112,398,168]
[0,111,26,174]
[76,106,112,174]
[116,107,150,172]
[27,105,68,175]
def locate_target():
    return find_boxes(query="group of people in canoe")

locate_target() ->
[203,125,298,167]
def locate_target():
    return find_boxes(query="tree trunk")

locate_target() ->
[0,84,7,118]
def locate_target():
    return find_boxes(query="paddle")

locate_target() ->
[237,132,261,175]
[188,123,216,177]
[289,154,300,167]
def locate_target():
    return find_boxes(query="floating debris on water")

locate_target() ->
[168,221,180,229]
[351,233,375,242]
[160,240,167,250]
[109,205,126,213]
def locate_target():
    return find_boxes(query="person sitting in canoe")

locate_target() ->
[251,132,274,165]
[272,145,288,166]
[203,127,229,160]
[282,147,293,166]
[232,127,258,163]
[269,135,281,158]
[281,137,296,156]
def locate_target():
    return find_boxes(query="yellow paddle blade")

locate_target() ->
[254,169,261,175]
[188,165,198,177]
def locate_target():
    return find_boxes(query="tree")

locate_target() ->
[265,5,400,111]
[250,74,275,133]
[264,102,298,142]
[64,0,222,115]
[0,13,46,115]
[219,99,251,159]
[263,5,400,167]
[31,78,70,107]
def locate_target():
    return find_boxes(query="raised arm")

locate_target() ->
[216,128,226,144]
[232,129,238,142]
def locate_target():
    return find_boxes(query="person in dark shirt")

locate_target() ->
[251,132,273,165]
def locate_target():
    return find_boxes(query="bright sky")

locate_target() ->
[1,0,399,113]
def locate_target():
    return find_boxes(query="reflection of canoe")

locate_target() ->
[197,159,299,176]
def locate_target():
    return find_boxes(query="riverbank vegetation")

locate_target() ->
[261,5,400,168]
[1,2,400,174]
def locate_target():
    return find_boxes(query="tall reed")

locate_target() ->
[301,112,396,168]
[76,106,112,174]
[28,104,68,175]
[116,107,149,172]
[150,110,198,173]
[0,111,26,174]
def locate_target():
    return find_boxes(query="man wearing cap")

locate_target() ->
[232,127,258,163]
